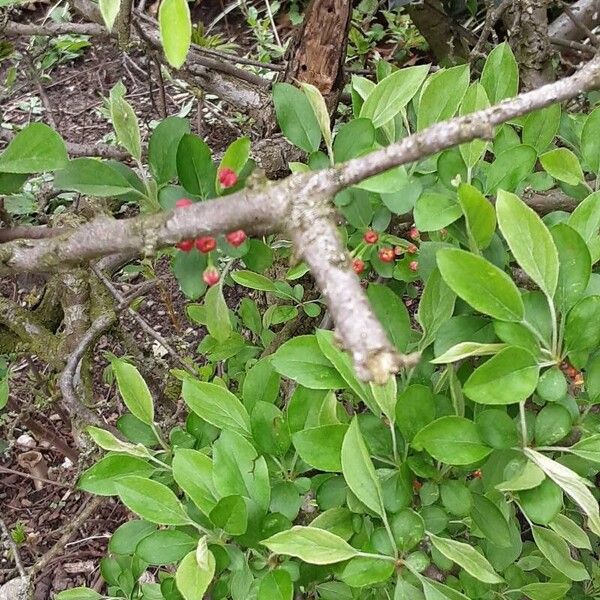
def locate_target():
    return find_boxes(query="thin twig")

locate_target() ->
[0,517,27,579]
[92,265,196,374]
[469,0,513,60]
[550,36,596,56]
[0,466,72,490]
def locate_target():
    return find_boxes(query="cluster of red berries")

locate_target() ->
[218,167,238,189]
[352,227,420,275]
[174,197,247,287]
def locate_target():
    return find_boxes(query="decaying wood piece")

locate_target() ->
[283,0,352,112]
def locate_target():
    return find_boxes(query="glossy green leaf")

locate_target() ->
[204,284,232,343]
[360,64,429,128]
[115,476,190,525]
[261,526,359,564]
[417,65,470,131]
[496,190,559,297]
[109,82,141,161]
[470,493,511,547]
[458,183,496,250]
[175,549,215,600]
[520,582,571,600]
[367,283,411,352]
[496,461,546,492]
[485,145,537,194]
[0,123,67,173]
[108,520,156,555]
[531,525,589,581]
[437,249,523,322]
[272,335,346,390]
[258,570,293,600]
[568,191,600,263]
[481,42,518,103]
[459,83,490,168]
[431,342,507,364]
[300,83,332,158]
[564,295,600,352]
[429,533,503,583]
[535,404,571,446]
[581,105,600,175]
[341,557,394,587]
[464,346,539,405]
[417,267,456,349]
[176,134,216,198]
[55,588,102,600]
[172,448,218,516]
[210,495,248,535]
[78,454,153,496]
[136,529,197,564]
[148,116,190,184]
[54,158,137,197]
[112,359,154,425]
[395,384,436,443]
[475,409,519,449]
[548,513,591,550]
[333,119,375,163]
[182,379,251,437]
[99,0,120,30]
[540,148,585,186]
[570,434,600,464]
[293,424,347,472]
[412,416,491,465]
[231,270,277,292]
[341,418,385,516]
[87,426,149,458]
[519,478,563,525]
[273,83,321,153]
[522,104,561,154]
[159,0,191,68]
[414,193,462,232]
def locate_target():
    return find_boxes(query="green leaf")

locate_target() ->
[0,123,67,173]
[112,359,154,425]
[459,83,490,168]
[300,83,332,158]
[172,448,218,516]
[425,581,471,600]
[581,105,600,175]
[242,356,280,411]
[204,284,232,343]
[496,461,546,491]
[470,493,511,547]
[219,136,250,175]
[333,119,375,163]
[367,283,411,352]
[55,588,102,600]
[369,376,397,422]
[78,454,153,496]
[568,191,600,263]
[109,82,141,161]
[431,342,507,364]
[522,104,561,154]
[534,403,571,446]
[0,377,8,410]
[457,184,496,250]
[210,495,248,535]
[115,476,190,525]
[540,148,585,185]
[524,448,600,537]
[159,0,191,68]
[520,582,572,600]
[172,249,207,300]
[182,379,251,437]
[273,83,321,153]
[414,193,462,232]
[293,425,347,472]
[463,346,539,405]
[0,172,28,195]
[341,418,385,516]
[136,529,197,564]
[261,526,359,564]
[519,478,563,525]
[54,158,137,197]
[86,426,149,458]
[272,335,346,390]
[417,65,470,131]
[148,116,190,184]
[412,416,491,465]
[570,434,600,464]
[550,223,591,313]
[251,401,291,456]
[355,165,409,193]
[485,145,537,194]
[109,520,156,555]
[531,526,589,581]
[417,268,456,349]
[475,409,519,449]
[231,270,277,292]
[258,570,293,600]
[481,42,518,103]
[341,556,394,587]
[176,134,216,198]
[548,513,591,550]
[212,430,271,511]
[175,549,215,600]
[396,384,436,443]
[428,533,503,583]
[436,249,523,322]
[99,0,120,30]
[395,579,426,600]
[360,64,429,128]
[564,295,600,352]
[315,329,376,410]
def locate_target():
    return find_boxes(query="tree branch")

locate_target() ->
[549,0,600,42]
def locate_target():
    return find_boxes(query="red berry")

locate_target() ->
[409,227,420,240]
[378,247,395,263]
[363,230,378,244]
[195,236,217,253]
[413,480,422,492]
[175,198,193,209]
[409,260,419,272]
[176,239,194,252]
[472,469,482,479]
[226,230,247,247]
[218,168,238,188]
[352,258,365,274]
[202,267,220,287]
[407,243,418,254]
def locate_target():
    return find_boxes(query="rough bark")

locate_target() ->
[283,0,352,113]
